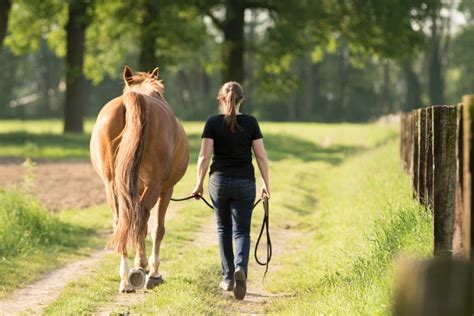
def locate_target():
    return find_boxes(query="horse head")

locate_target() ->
[123,65,164,98]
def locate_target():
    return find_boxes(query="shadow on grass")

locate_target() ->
[0,132,91,159]
[1,128,398,164]
[187,132,385,166]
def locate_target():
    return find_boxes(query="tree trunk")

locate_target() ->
[63,0,90,133]
[337,46,349,120]
[401,59,422,110]
[138,0,159,71]
[222,0,245,83]
[0,0,11,47]
[428,12,445,106]
[382,59,392,114]
[287,94,296,121]
[303,55,319,120]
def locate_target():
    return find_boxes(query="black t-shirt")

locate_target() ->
[201,114,263,179]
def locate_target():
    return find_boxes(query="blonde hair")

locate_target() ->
[218,81,244,133]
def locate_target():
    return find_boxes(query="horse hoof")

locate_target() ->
[128,268,146,289]
[119,281,136,293]
[146,275,164,289]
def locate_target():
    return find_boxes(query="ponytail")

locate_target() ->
[218,82,244,133]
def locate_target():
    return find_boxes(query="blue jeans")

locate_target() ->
[209,174,256,281]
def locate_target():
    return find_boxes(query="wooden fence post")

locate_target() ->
[463,95,474,259]
[425,107,434,209]
[453,104,464,256]
[406,113,413,174]
[432,105,457,256]
[412,110,420,197]
[418,109,427,203]
[401,113,408,170]
[393,258,473,316]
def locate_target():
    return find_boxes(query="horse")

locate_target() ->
[90,65,189,292]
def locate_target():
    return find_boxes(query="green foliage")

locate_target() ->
[448,24,474,99]
[336,0,434,59]
[5,0,66,56]
[0,0,470,122]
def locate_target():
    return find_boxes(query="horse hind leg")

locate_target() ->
[119,250,136,293]
[134,232,149,270]
[134,201,150,271]
[146,188,172,289]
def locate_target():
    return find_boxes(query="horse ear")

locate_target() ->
[150,67,160,79]
[123,65,134,86]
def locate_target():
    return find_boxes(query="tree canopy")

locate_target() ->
[0,0,472,126]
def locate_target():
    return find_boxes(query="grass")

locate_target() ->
[0,119,432,314]
[0,187,110,298]
[264,139,432,315]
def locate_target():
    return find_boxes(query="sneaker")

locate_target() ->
[219,279,234,291]
[233,266,247,300]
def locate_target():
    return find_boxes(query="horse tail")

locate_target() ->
[109,91,148,253]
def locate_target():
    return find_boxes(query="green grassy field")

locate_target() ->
[0,190,110,298]
[0,119,432,314]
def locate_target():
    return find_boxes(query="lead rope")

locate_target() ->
[170,195,272,282]
[254,196,272,283]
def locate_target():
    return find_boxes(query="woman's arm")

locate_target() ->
[192,138,214,197]
[252,138,270,198]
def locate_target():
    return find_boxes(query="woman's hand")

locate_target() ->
[192,183,204,199]
[260,184,270,199]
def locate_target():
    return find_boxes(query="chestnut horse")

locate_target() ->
[90,66,188,292]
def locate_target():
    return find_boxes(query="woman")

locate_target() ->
[192,81,270,300]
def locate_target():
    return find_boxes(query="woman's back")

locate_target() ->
[202,114,263,179]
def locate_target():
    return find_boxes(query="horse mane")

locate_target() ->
[123,71,165,98]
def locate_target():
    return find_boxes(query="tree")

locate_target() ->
[0,0,12,47]
[63,0,93,133]
[448,1,474,102]
[197,0,277,83]
[401,59,423,110]
[422,0,460,106]
[138,0,159,70]
[5,0,93,132]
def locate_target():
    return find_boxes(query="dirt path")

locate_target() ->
[0,248,112,316]
[0,158,104,211]
[194,214,302,315]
